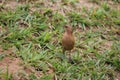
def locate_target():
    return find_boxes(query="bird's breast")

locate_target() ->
[62,33,75,50]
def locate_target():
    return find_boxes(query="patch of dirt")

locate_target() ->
[2,0,119,16]
[78,0,99,9]
[2,0,24,10]
[0,48,24,80]
[3,0,99,16]
[115,71,120,80]
[0,48,43,80]
[42,0,99,15]
[97,41,113,54]
[103,41,112,49]
[5,1,19,9]
[0,48,54,79]
[0,56,23,74]
[0,47,14,55]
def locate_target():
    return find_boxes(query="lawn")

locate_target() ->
[0,0,120,80]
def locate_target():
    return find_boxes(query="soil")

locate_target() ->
[0,56,22,74]
[0,48,42,80]
[0,47,54,80]
[115,71,120,80]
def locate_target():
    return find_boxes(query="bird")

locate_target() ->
[62,25,75,63]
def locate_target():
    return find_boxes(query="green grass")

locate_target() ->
[0,0,120,80]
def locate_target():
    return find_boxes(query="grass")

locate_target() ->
[0,0,120,80]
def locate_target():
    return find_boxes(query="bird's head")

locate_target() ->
[64,25,73,34]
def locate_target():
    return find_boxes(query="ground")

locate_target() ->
[0,0,120,80]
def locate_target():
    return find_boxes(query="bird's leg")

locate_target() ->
[68,51,74,64]
[61,48,66,60]
[63,48,67,57]
[62,48,65,54]
[68,52,72,61]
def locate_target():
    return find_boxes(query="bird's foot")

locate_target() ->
[68,57,75,64]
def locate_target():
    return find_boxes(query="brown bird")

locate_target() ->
[62,25,75,62]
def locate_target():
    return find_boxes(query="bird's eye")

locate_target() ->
[64,26,68,28]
